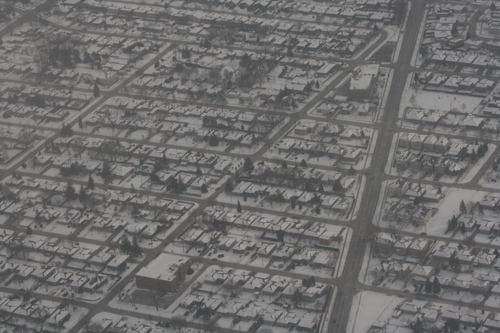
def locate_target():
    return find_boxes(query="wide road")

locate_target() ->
[329,0,427,332]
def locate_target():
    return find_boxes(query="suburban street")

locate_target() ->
[329,0,427,332]
[2,0,500,332]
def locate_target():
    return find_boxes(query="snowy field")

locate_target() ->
[346,291,402,333]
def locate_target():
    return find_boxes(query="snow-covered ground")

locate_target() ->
[402,89,483,116]
[346,291,402,333]
[426,188,489,236]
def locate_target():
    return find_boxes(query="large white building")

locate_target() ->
[135,253,191,293]
[349,64,380,100]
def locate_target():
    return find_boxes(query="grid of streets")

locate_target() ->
[0,0,500,332]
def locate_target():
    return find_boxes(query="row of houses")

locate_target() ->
[482,94,500,118]
[0,295,70,328]
[228,182,352,213]
[247,163,356,189]
[387,179,444,202]
[375,232,500,269]
[0,126,40,150]
[420,72,496,97]
[80,0,396,33]
[380,302,500,333]
[6,176,193,214]
[1,176,193,239]
[384,201,438,225]
[184,229,338,268]
[48,136,236,173]
[3,230,130,272]
[204,208,345,245]
[372,235,500,305]
[87,99,282,142]
[276,137,363,161]
[374,233,433,259]
[182,267,325,331]
[398,131,451,153]
[88,317,158,333]
[131,46,332,106]
[0,260,109,292]
[394,150,471,175]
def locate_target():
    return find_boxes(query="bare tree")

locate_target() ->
[8,242,27,261]
[170,315,187,331]
[203,316,219,333]
[96,140,124,162]
[152,291,164,311]
[467,201,476,217]
[257,328,274,333]
[409,94,416,106]
[33,306,49,331]
[219,28,236,44]
[124,293,137,307]
[206,68,222,85]
[84,321,103,333]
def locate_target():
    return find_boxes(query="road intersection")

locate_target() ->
[2,0,500,332]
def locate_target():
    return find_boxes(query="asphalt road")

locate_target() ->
[468,5,489,41]
[328,1,427,332]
